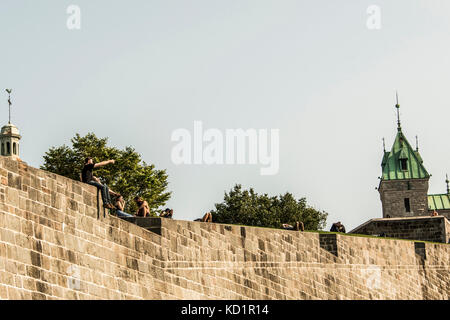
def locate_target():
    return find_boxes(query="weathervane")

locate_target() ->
[5,89,12,124]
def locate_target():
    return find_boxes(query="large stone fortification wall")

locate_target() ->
[0,157,448,300]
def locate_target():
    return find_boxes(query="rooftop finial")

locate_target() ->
[382,137,386,152]
[395,91,401,131]
[5,89,12,124]
[415,135,419,151]
[446,174,449,194]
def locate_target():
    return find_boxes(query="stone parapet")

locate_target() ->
[349,216,450,244]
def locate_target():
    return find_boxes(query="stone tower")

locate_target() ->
[0,123,21,160]
[378,99,430,218]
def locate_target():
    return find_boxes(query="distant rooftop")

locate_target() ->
[428,194,450,210]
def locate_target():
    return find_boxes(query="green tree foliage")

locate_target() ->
[211,184,328,230]
[41,133,171,215]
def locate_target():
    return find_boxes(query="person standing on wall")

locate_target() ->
[81,157,119,209]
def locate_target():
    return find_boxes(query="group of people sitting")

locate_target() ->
[81,157,151,218]
[81,157,214,221]
[82,158,347,232]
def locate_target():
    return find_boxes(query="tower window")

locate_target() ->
[400,159,408,171]
[13,143,16,155]
[6,142,10,155]
[1,143,3,155]
[404,198,411,212]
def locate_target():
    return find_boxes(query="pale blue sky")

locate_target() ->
[1,1,449,230]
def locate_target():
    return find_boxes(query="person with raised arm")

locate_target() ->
[81,157,119,209]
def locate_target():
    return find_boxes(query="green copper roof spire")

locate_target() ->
[395,91,401,131]
[380,95,430,181]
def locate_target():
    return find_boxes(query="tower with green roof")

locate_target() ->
[378,98,430,218]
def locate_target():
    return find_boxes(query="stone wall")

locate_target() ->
[379,179,429,218]
[446,218,450,245]
[349,216,450,244]
[0,157,449,300]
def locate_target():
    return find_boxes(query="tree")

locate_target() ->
[41,133,171,215]
[211,184,328,230]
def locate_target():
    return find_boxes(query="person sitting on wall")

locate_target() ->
[330,222,339,232]
[160,208,174,219]
[113,195,133,218]
[281,221,304,231]
[330,221,346,233]
[431,210,439,217]
[338,222,346,233]
[194,212,212,222]
[134,196,150,217]
[81,157,118,209]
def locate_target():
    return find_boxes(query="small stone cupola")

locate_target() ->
[0,123,21,160]
[2,89,21,160]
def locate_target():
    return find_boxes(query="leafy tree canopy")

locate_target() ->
[211,184,328,230]
[41,133,171,215]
